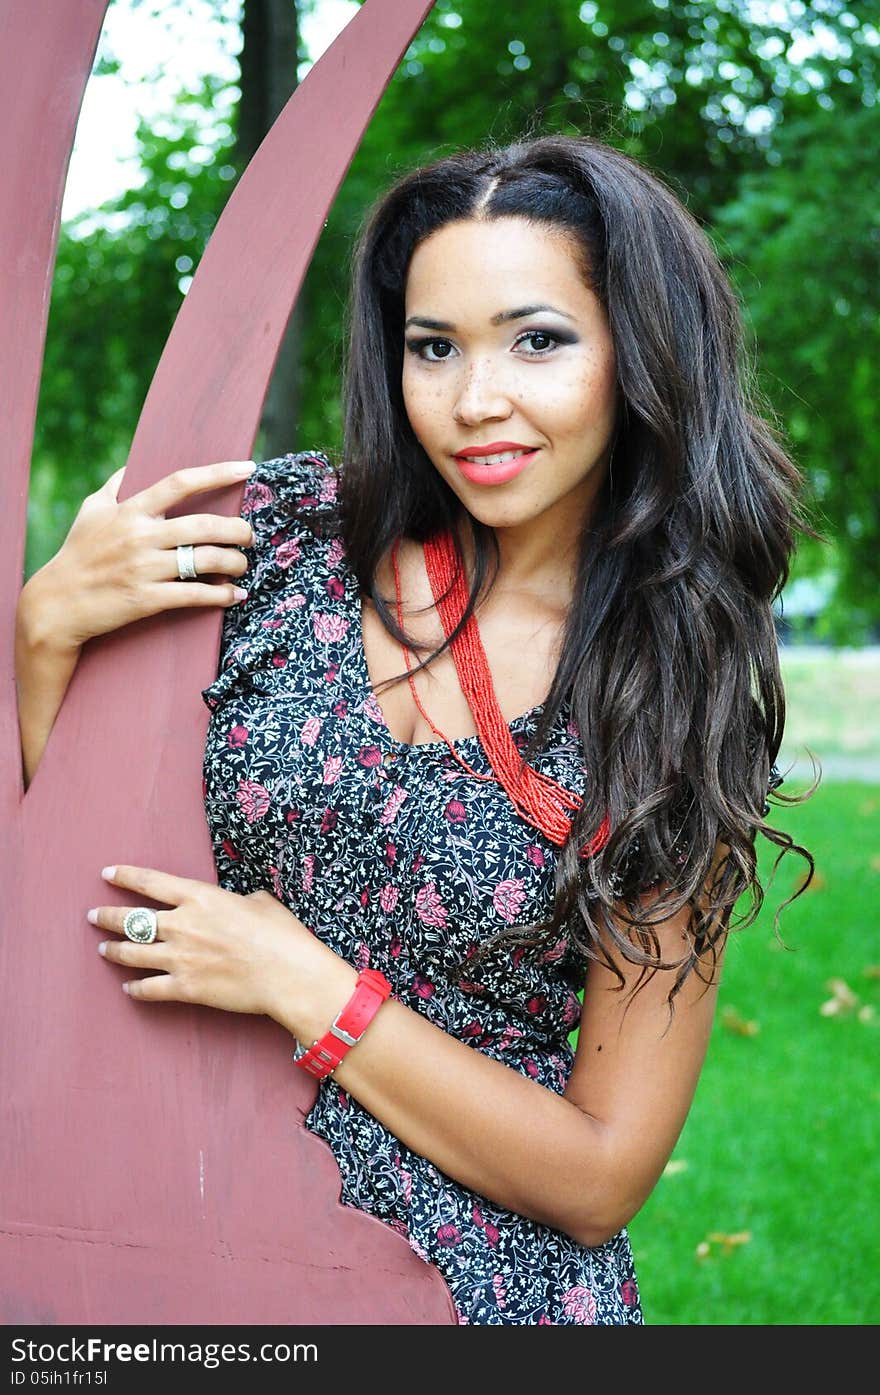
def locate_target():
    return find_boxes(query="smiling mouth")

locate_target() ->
[458,449,536,465]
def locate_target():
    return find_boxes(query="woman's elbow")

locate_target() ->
[536,1110,652,1247]
[570,1208,636,1250]
[564,1194,636,1249]
[562,1158,649,1249]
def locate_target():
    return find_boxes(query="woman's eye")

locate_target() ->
[515,331,560,354]
[404,330,566,361]
[406,338,456,362]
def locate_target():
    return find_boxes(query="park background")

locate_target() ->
[25,0,879,1324]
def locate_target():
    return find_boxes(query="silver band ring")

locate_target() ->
[176,544,198,581]
[122,908,159,944]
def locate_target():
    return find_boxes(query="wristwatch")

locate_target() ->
[292,968,392,1080]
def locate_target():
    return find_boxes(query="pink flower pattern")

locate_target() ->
[275,537,301,569]
[302,854,315,893]
[312,611,350,643]
[561,1286,597,1324]
[200,451,664,1327]
[492,877,526,923]
[415,882,448,929]
[275,593,306,612]
[326,537,346,569]
[379,884,399,913]
[379,784,408,825]
[241,480,274,513]
[356,744,382,768]
[541,935,568,962]
[235,779,270,824]
[318,470,338,503]
[436,1225,462,1248]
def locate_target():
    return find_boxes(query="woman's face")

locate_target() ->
[401,215,618,544]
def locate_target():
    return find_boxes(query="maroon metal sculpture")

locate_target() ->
[0,0,456,1324]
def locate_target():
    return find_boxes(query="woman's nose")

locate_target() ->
[452,360,512,425]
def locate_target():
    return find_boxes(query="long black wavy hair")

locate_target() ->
[300,133,819,1003]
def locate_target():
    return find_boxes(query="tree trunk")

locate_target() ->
[236,0,303,459]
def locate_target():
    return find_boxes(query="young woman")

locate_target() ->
[16,134,814,1325]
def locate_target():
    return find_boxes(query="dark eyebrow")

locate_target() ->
[404,304,576,331]
[492,303,576,325]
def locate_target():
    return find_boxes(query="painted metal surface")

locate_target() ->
[1,0,455,1324]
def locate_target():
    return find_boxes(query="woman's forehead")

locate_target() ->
[404,216,595,317]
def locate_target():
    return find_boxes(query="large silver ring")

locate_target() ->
[122,908,159,944]
[176,544,198,581]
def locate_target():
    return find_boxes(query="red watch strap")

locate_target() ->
[294,968,392,1080]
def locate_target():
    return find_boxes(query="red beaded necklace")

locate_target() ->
[391,532,610,857]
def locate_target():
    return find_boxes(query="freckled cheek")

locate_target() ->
[402,375,457,446]
[529,369,611,433]
[574,358,617,428]
[403,372,437,423]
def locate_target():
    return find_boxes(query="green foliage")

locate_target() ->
[30,72,237,574]
[714,100,880,641]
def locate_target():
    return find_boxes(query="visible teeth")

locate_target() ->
[462,450,531,466]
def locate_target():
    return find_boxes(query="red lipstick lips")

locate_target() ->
[453,441,536,457]
[452,442,540,486]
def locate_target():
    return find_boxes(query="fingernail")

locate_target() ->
[101,866,116,880]
[97,942,107,956]
[87,909,99,925]
[234,461,256,476]
[233,588,249,602]
[122,982,130,995]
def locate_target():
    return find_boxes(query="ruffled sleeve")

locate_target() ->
[200,449,339,713]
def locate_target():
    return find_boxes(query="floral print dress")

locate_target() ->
[200,450,647,1325]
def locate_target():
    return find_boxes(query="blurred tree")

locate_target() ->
[29,0,880,641]
[235,0,302,460]
[715,96,880,642]
[30,72,239,576]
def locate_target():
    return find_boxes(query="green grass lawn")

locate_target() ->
[625,779,880,1325]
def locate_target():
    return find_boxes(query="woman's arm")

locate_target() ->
[93,840,729,1249]
[268,842,731,1248]
[15,459,255,790]
[15,572,82,789]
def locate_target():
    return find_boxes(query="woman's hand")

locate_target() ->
[87,864,347,1031]
[25,458,258,651]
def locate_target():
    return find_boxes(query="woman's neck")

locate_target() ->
[493,524,579,606]
[454,509,583,616]
[452,465,606,609]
